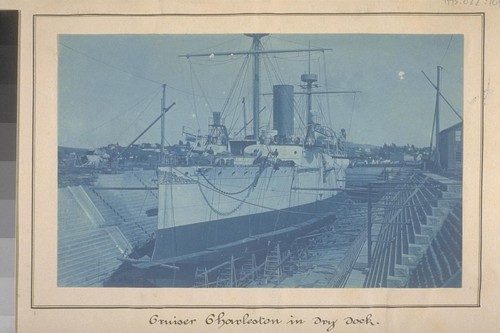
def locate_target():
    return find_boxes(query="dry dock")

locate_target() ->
[57,167,462,288]
[189,167,462,288]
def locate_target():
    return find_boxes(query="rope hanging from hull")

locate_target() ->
[199,166,263,195]
[197,177,254,217]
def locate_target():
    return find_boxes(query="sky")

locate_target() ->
[58,34,463,149]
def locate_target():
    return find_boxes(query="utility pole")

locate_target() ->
[434,66,442,170]
[160,83,166,165]
[367,182,373,267]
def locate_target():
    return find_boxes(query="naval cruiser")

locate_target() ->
[142,34,354,265]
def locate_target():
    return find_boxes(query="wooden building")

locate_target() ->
[439,122,463,171]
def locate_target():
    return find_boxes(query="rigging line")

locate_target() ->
[59,42,163,85]
[294,95,307,128]
[188,35,244,56]
[261,55,287,127]
[261,57,283,127]
[322,53,333,128]
[315,94,326,127]
[228,66,251,135]
[224,56,250,133]
[265,53,286,86]
[188,61,202,131]
[267,51,288,87]
[228,110,238,139]
[68,86,162,144]
[234,60,251,123]
[269,56,286,86]
[264,62,273,128]
[258,58,273,128]
[268,99,273,126]
[188,58,215,114]
[260,94,272,130]
[168,167,178,255]
[271,54,321,61]
[270,35,322,50]
[421,70,463,121]
[61,41,220,100]
[293,97,307,139]
[161,137,172,154]
[441,67,464,93]
[227,97,241,136]
[114,88,161,143]
[262,54,275,89]
[188,57,244,67]
[166,82,227,100]
[265,54,285,85]
[316,57,321,82]
[439,35,453,66]
[220,54,250,118]
[429,108,436,153]
[348,94,357,138]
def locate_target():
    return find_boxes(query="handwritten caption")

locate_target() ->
[149,312,380,331]
[443,0,500,6]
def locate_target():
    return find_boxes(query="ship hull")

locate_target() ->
[152,183,344,262]
[152,154,348,262]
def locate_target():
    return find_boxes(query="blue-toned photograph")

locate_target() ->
[57,34,463,288]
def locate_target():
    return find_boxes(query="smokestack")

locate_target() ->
[273,85,294,137]
[212,112,221,126]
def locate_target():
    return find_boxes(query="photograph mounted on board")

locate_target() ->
[57,33,463,288]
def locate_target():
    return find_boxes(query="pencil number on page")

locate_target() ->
[444,0,500,6]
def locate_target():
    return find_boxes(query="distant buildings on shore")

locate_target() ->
[59,140,433,171]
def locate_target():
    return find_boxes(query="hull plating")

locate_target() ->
[152,194,340,261]
[152,158,348,261]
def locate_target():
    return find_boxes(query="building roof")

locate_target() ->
[439,122,463,135]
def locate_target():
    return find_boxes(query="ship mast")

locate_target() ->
[160,83,166,164]
[298,44,359,145]
[180,34,331,141]
[302,44,318,145]
[246,34,267,140]
[242,97,247,138]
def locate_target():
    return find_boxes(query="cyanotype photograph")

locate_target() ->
[57,33,463,288]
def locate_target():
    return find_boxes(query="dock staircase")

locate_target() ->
[363,172,462,288]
